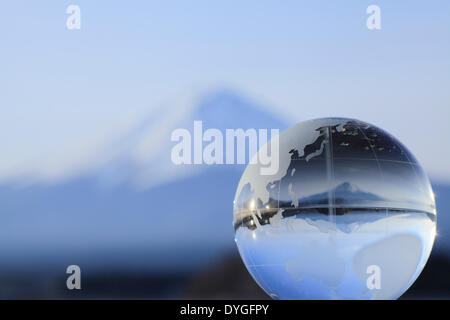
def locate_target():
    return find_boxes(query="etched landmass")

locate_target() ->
[233,118,436,231]
[285,240,345,288]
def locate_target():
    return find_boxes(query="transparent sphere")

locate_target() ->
[233,118,436,300]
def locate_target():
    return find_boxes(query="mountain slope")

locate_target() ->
[0,89,289,272]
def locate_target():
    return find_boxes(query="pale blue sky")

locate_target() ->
[0,1,449,183]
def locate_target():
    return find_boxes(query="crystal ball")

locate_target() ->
[233,118,436,299]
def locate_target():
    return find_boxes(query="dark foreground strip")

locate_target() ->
[0,299,447,318]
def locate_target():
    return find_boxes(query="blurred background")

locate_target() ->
[0,1,449,299]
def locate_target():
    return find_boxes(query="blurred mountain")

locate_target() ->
[297,182,383,207]
[433,183,450,252]
[0,89,288,275]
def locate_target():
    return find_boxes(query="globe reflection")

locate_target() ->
[233,118,436,300]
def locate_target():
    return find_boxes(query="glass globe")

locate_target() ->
[233,118,436,300]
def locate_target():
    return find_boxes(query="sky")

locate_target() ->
[0,1,449,184]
